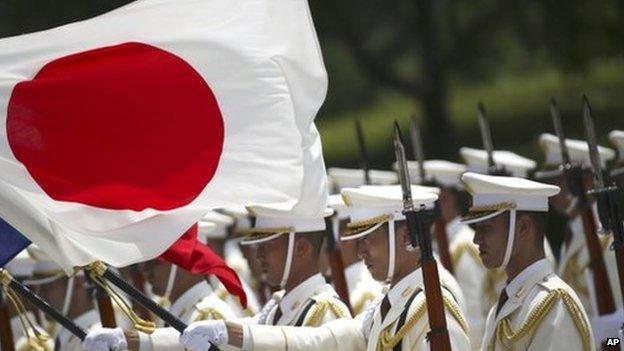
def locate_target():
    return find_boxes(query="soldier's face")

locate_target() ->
[357,225,390,281]
[472,213,508,268]
[256,235,288,286]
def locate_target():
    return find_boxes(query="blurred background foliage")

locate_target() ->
[1,0,622,168]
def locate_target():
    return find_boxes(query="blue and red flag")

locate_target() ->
[0,217,31,267]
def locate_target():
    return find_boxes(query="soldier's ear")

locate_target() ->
[515,213,531,238]
[293,236,309,258]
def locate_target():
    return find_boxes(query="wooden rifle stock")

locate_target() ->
[84,272,117,328]
[405,211,451,351]
[0,289,15,351]
[579,207,616,315]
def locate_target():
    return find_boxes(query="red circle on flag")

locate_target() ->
[7,42,224,211]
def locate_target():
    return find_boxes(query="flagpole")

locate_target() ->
[87,262,223,351]
[0,269,87,341]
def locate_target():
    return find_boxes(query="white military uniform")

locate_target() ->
[141,280,238,351]
[482,259,594,351]
[460,172,595,351]
[536,134,622,317]
[240,265,469,351]
[328,193,384,316]
[258,273,350,326]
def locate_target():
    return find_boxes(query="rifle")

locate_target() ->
[394,122,452,351]
[477,102,510,176]
[324,217,352,314]
[86,262,222,351]
[355,119,371,185]
[0,289,15,351]
[0,269,87,343]
[410,117,454,274]
[580,96,621,315]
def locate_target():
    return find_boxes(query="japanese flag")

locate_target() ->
[0,0,328,271]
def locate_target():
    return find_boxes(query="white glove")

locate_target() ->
[180,320,228,351]
[82,327,127,351]
[591,309,624,346]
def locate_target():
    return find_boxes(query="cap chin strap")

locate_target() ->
[385,220,396,284]
[331,218,340,242]
[280,232,296,289]
[501,209,516,268]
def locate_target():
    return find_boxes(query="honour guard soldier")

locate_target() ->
[328,194,383,316]
[237,202,351,327]
[462,172,594,350]
[535,133,621,316]
[460,147,557,304]
[179,185,470,351]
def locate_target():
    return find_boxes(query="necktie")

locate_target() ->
[380,294,391,321]
[495,288,508,317]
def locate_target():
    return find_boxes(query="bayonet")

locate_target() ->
[355,119,371,185]
[393,121,414,211]
[583,96,605,189]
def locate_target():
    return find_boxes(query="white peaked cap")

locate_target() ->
[28,244,63,276]
[327,167,398,190]
[460,147,536,178]
[328,194,350,220]
[460,172,559,269]
[609,130,624,162]
[340,185,438,241]
[461,172,560,223]
[242,202,334,245]
[392,160,467,188]
[5,248,36,277]
[198,211,234,242]
[539,133,615,169]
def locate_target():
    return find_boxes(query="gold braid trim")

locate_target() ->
[86,262,156,334]
[469,202,516,213]
[303,299,349,327]
[377,295,469,351]
[487,289,591,351]
[193,307,225,322]
[352,291,378,316]
[600,233,613,251]
[0,270,51,351]
[451,241,482,266]
[343,214,393,237]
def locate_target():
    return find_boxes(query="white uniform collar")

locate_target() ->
[387,268,422,307]
[170,280,213,318]
[344,261,367,293]
[278,273,327,323]
[505,258,551,298]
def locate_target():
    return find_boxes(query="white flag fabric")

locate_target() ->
[0,0,329,271]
